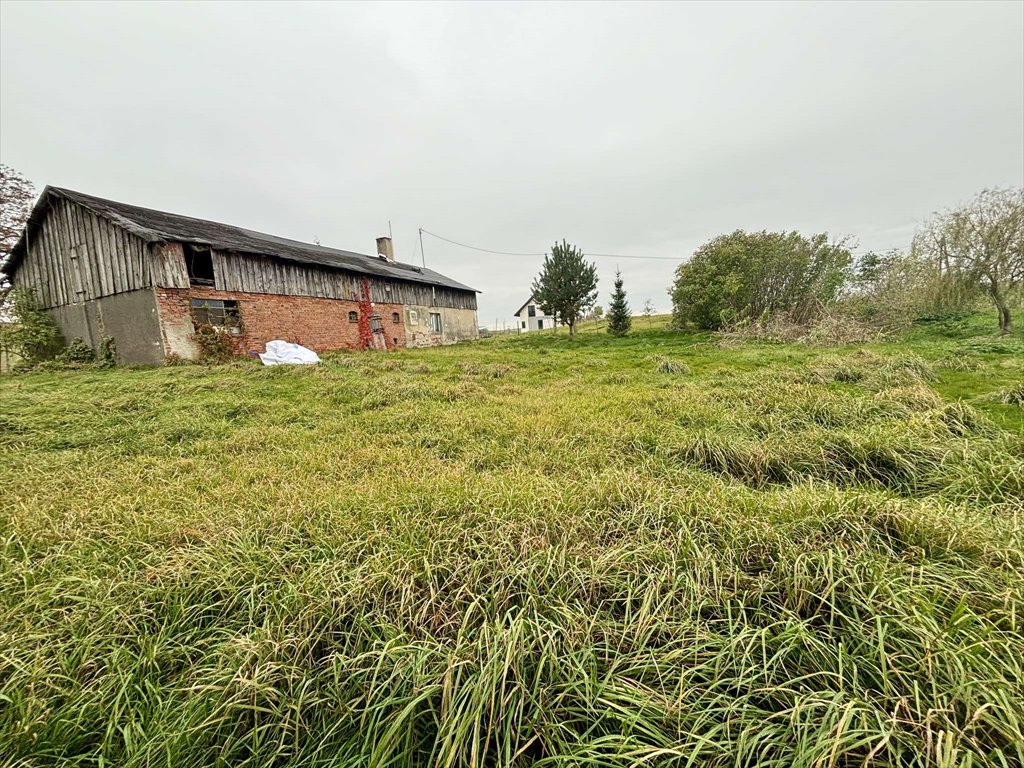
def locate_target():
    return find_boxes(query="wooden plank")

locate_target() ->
[56,203,83,301]
[255,256,268,294]
[27,219,47,308]
[120,227,134,290]
[50,200,75,303]
[47,210,69,306]
[39,204,60,306]
[271,259,283,295]
[136,236,149,285]
[79,205,102,296]
[146,243,163,287]
[219,252,229,290]
[73,203,97,299]
[105,218,126,293]
[35,210,54,309]
[98,216,116,293]
[119,228,136,289]
[244,255,256,293]
[29,220,50,308]
[87,210,112,296]
[212,249,225,289]
[51,198,73,303]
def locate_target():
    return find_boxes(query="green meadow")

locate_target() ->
[1,312,1022,767]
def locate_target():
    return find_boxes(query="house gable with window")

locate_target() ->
[4,187,479,363]
[512,296,556,332]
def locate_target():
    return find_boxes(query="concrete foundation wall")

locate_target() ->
[47,289,164,365]
[404,305,480,347]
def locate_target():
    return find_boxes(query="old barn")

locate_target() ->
[4,187,479,364]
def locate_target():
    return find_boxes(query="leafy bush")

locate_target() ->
[671,230,853,330]
[191,324,238,364]
[0,288,63,364]
[843,250,981,330]
[97,337,117,368]
[56,338,95,364]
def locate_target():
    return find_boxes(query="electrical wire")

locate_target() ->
[419,229,546,257]
[588,252,685,261]
[420,228,914,262]
[420,229,684,261]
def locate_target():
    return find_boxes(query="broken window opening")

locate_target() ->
[429,312,443,334]
[391,312,401,324]
[348,311,359,323]
[184,244,215,286]
[190,299,241,331]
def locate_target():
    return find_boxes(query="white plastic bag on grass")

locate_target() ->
[259,340,320,366]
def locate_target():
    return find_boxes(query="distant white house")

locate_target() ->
[513,296,556,332]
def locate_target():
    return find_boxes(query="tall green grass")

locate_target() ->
[1,314,1022,766]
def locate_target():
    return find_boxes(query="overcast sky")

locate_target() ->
[2,1,1022,325]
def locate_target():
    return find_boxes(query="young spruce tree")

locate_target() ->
[606,269,631,337]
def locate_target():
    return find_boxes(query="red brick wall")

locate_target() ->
[154,287,407,359]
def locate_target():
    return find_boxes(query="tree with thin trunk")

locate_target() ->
[641,299,655,326]
[0,165,37,303]
[606,270,631,337]
[914,187,1023,334]
[531,240,598,336]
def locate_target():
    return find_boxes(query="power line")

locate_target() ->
[420,227,913,263]
[420,228,683,261]
[588,252,684,261]
[419,229,545,257]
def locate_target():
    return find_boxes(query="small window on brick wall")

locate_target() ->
[348,310,359,323]
[191,299,240,329]
[429,312,443,333]
[391,312,400,324]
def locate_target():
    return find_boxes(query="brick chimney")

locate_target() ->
[376,236,394,262]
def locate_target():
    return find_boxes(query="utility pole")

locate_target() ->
[418,228,426,267]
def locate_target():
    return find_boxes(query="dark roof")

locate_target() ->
[5,186,476,293]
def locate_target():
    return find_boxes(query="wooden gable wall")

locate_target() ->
[16,197,152,309]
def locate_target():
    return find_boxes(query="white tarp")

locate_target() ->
[258,340,321,366]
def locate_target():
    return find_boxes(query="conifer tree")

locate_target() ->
[531,240,598,335]
[606,269,631,337]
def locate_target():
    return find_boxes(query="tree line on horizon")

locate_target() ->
[530,186,1022,337]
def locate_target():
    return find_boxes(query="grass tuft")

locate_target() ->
[655,356,691,374]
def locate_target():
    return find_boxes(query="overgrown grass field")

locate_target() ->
[2,313,1022,767]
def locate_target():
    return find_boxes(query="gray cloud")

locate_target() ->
[3,0,1022,325]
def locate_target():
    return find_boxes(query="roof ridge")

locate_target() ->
[52,186,381,264]
[6,187,477,293]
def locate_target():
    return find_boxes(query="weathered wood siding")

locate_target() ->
[17,197,151,309]
[212,251,477,310]
[17,201,476,313]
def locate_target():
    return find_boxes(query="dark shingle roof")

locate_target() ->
[5,187,476,293]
